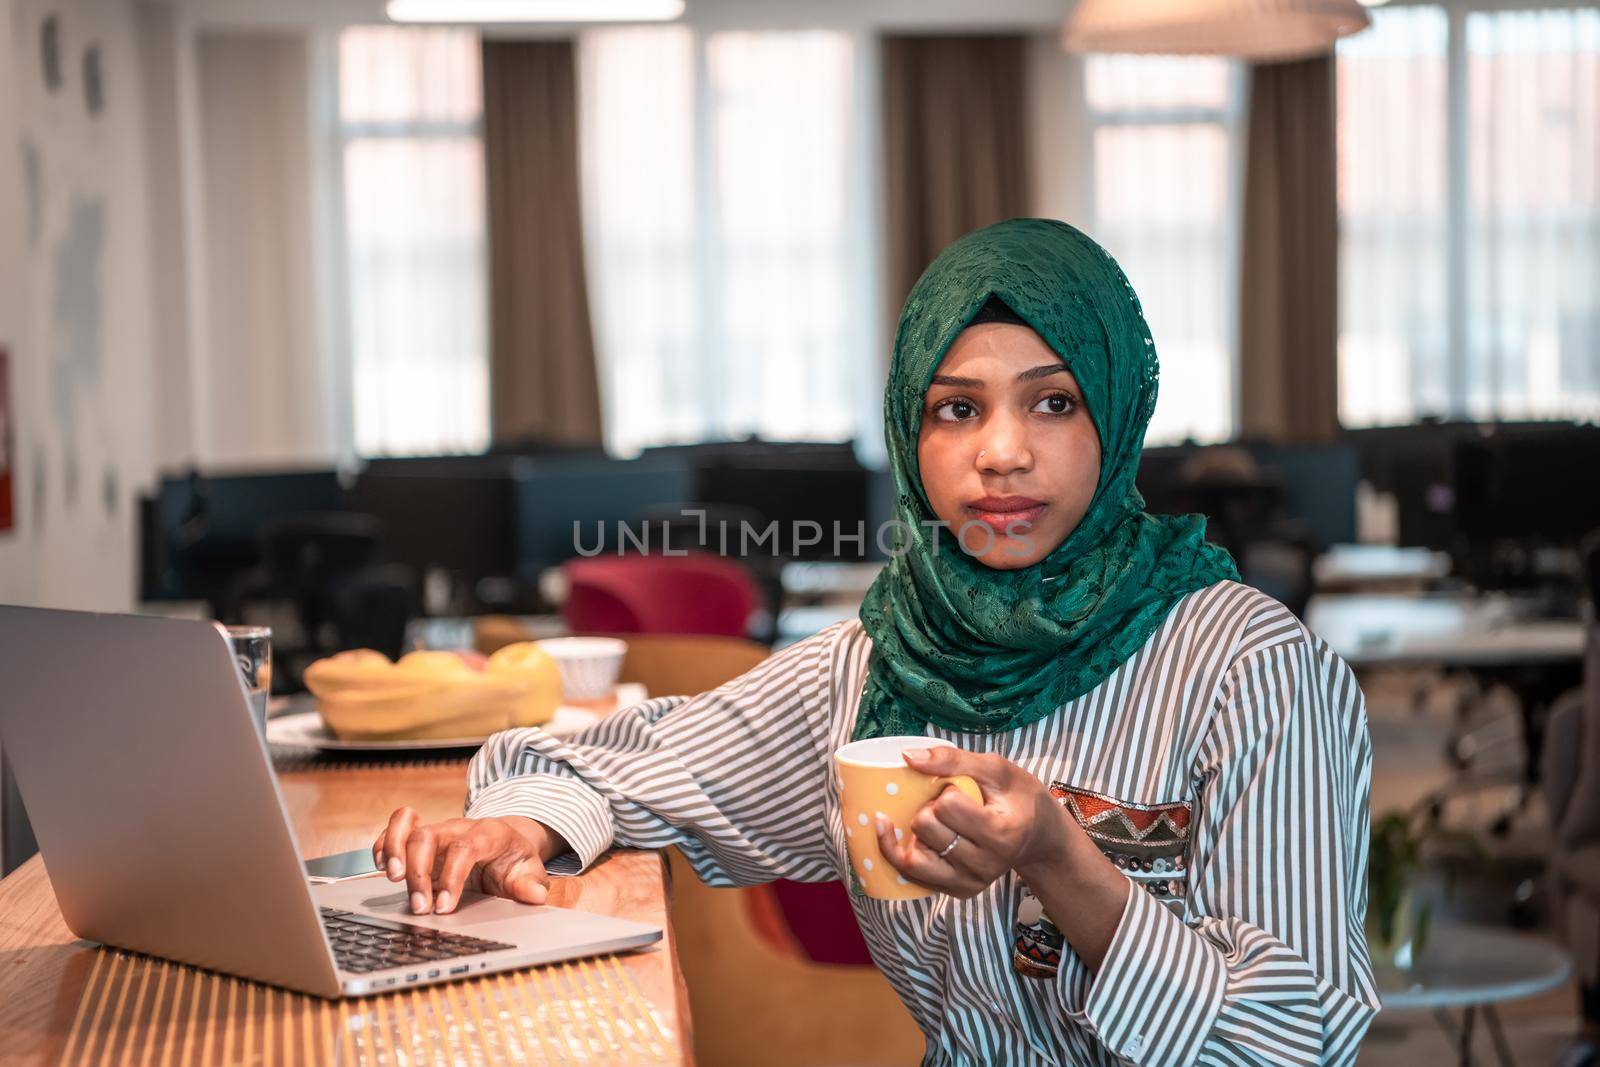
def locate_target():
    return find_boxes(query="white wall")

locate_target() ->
[195,30,338,467]
[1027,33,1090,229]
[138,1,207,472]
[0,0,157,612]
[132,11,341,473]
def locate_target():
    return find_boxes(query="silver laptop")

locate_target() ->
[0,605,661,998]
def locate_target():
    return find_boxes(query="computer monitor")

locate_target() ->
[344,469,519,585]
[1243,441,1360,549]
[1454,429,1600,548]
[692,457,872,561]
[142,469,346,606]
[1348,424,1462,551]
[513,453,695,577]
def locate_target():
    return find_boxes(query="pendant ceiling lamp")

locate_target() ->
[1061,0,1372,62]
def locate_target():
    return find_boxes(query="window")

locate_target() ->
[1465,6,1600,420]
[1081,55,1246,446]
[577,27,873,457]
[334,27,489,457]
[1338,5,1600,427]
[1335,6,1449,427]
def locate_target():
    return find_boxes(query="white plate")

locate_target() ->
[266,683,647,753]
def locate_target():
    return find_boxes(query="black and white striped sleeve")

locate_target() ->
[1061,636,1380,1066]
[463,624,846,886]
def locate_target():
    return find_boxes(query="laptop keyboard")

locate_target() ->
[320,907,516,974]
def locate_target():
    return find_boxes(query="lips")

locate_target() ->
[965,495,1046,534]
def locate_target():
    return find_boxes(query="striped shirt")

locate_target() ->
[465,580,1379,1065]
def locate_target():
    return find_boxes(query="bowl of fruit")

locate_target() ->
[302,643,564,742]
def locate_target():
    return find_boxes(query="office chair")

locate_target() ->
[1546,533,1600,1051]
[561,552,761,638]
[231,513,413,688]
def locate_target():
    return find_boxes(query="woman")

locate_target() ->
[374,218,1380,1065]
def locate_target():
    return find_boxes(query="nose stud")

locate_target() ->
[978,450,987,459]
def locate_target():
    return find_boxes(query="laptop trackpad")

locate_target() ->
[346,885,554,929]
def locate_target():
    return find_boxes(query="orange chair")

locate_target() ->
[667,850,924,1067]
[472,622,769,697]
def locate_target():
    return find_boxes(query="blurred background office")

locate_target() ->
[1,0,1599,1062]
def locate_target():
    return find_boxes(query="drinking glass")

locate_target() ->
[225,625,272,732]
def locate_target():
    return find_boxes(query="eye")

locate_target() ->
[1033,392,1075,416]
[931,397,978,423]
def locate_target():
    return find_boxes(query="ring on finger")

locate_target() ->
[936,833,962,859]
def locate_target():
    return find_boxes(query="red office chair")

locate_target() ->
[561,552,761,637]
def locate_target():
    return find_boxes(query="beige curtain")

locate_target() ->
[881,35,1032,333]
[1238,54,1340,442]
[482,39,604,447]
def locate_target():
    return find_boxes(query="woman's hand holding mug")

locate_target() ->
[868,745,1073,899]
[856,741,1130,974]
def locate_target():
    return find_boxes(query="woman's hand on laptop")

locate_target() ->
[373,807,570,916]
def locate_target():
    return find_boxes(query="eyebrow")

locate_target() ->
[929,364,1067,389]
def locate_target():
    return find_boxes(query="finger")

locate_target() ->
[910,806,987,878]
[875,813,962,889]
[405,824,445,913]
[485,851,550,905]
[876,812,915,883]
[379,807,417,877]
[433,829,491,914]
[506,859,551,905]
[380,807,418,881]
[872,813,930,887]
[931,788,1004,852]
[901,745,1006,791]
[871,805,915,867]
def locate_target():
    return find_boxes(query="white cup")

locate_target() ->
[535,637,628,701]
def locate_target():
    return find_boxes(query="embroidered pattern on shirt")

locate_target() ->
[1012,783,1193,979]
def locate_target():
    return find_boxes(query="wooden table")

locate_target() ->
[0,751,692,1065]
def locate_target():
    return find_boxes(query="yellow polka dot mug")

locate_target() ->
[835,736,983,900]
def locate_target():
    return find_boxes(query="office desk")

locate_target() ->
[779,561,884,603]
[1311,544,1452,594]
[1308,591,1585,804]
[1306,593,1584,670]
[0,753,692,1066]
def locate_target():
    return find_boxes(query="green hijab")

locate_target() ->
[854,217,1238,741]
